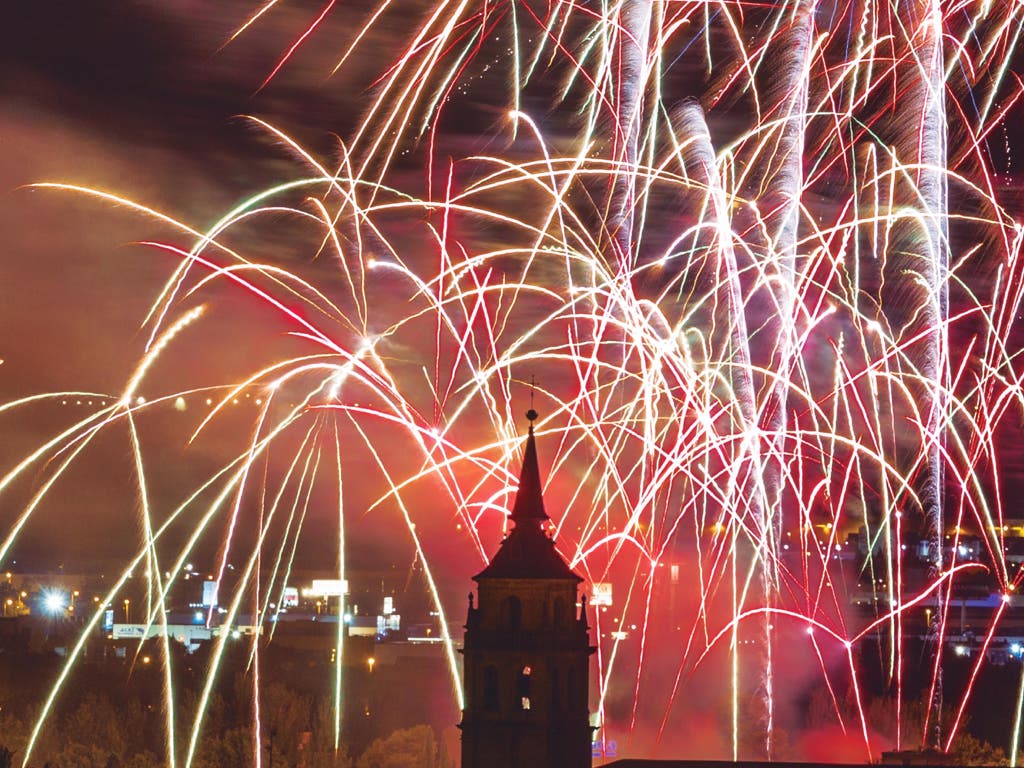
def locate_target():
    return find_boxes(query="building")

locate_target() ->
[460,410,595,768]
[601,762,954,768]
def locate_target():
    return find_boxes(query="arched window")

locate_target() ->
[483,666,499,711]
[500,595,522,631]
[552,597,566,627]
[518,665,533,710]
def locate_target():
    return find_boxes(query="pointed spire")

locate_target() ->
[474,408,580,582]
[509,409,549,524]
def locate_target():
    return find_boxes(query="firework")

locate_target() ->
[4,0,1024,766]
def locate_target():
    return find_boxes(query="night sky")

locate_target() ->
[0,2,424,568]
[0,1,604,574]
[4,1,1023,558]
[2,5,1024,572]
[4,4,1024,759]
[0,1,419,552]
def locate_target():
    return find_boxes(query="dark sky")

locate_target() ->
[0,1,589,576]
[5,3,1024,760]
[0,2,410,568]
[2,1,1024,572]
[3,2,1024,554]
[0,3,325,387]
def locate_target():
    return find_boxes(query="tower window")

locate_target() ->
[484,666,499,711]
[500,596,522,631]
[551,667,561,711]
[553,597,566,627]
[518,665,532,710]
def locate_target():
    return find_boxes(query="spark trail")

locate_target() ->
[3,0,1024,764]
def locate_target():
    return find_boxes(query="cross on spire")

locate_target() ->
[526,375,538,425]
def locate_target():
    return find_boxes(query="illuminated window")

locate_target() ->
[518,665,532,710]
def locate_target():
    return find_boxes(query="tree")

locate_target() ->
[301,698,354,768]
[122,752,162,768]
[60,694,128,760]
[0,710,26,760]
[947,732,1008,767]
[50,744,112,768]
[865,694,1008,765]
[191,726,253,768]
[356,726,449,768]
[261,681,315,762]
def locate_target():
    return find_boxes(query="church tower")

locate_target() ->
[460,411,594,768]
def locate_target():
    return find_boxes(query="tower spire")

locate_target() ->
[473,410,576,581]
[510,409,548,524]
[461,408,595,768]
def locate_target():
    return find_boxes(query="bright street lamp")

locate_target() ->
[42,591,66,615]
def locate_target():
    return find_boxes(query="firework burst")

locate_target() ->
[4,0,1024,765]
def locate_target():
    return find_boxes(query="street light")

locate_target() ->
[124,598,131,623]
[43,591,66,615]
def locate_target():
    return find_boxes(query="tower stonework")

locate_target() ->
[460,413,594,768]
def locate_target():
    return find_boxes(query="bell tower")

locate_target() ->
[460,410,594,768]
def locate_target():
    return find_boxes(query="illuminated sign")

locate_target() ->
[383,596,394,615]
[282,587,299,607]
[112,624,213,644]
[113,624,146,639]
[308,579,348,597]
[212,625,262,638]
[591,583,613,607]
[202,580,218,607]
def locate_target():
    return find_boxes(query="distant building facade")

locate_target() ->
[460,411,595,768]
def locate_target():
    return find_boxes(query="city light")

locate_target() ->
[42,591,66,616]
